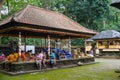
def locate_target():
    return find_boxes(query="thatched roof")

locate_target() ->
[111,0,120,9]
[91,30,120,40]
[0,5,96,38]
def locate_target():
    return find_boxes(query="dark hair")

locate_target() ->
[21,50,25,53]
[52,50,55,53]
[29,50,32,52]
[39,50,41,53]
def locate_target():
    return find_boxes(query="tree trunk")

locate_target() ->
[103,20,106,28]
[0,0,4,20]
[0,0,4,44]
[6,0,9,12]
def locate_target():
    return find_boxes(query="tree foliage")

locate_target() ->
[0,0,120,46]
[53,0,120,31]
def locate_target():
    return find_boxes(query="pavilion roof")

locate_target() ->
[111,0,120,9]
[91,30,120,40]
[0,5,96,38]
[86,38,94,42]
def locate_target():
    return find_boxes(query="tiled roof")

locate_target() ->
[92,30,120,40]
[0,5,96,38]
[111,0,120,9]
[112,0,120,3]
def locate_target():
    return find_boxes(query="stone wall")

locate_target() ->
[0,57,94,72]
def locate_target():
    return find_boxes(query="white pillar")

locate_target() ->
[68,37,71,54]
[48,35,50,56]
[18,32,22,56]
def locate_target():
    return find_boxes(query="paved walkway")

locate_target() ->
[95,58,120,70]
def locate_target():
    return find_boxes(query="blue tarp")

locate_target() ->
[42,48,71,59]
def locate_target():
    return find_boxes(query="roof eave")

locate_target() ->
[110,1,120,9]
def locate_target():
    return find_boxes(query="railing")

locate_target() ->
[98,44,120,49]
[98,45,105,49]
[109,45,120,49]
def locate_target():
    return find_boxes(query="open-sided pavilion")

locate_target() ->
[0,5,97,74]
[0,5,96,55]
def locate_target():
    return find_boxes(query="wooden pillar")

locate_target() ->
[85,39,87,54]
[68,37,71,54]
[44,37,46,48]
[55,39,61,49]
[45,37,47,48]
[55,39,57,49]
[18,32,22,56]
[0,37,1,44]
[48,35,50,56]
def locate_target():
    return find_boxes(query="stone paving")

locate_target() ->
[95,58,120,70]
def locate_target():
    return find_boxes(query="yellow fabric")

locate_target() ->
[7,53,19,63]
[14,53,19,61]
[7,54,15,63]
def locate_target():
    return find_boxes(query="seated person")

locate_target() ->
[73,49,78,59]
[14,52,19,62]
[0,50,5,61]
[50,50,56,67]
[56,52,61,60]
[26,50,32,61]
[60,53,65,59]
[21,51,26,61]
[7,53,16,63]
[35,51,44,70]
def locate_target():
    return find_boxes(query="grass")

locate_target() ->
[0,62,120,80]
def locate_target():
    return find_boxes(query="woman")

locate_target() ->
[36,51,44,70]
[7,53,15,63]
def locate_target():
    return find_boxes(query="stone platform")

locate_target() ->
[0,57,95,75]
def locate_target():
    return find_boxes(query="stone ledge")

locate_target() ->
[0,57,95,75]
[0,61,98,75]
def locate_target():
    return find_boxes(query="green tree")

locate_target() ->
[0,0,4,19]
[52,0,120,46]
[0,0,120,46]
